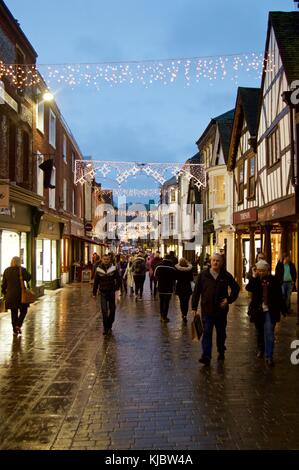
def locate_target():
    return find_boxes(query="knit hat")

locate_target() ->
[255,260,269,270]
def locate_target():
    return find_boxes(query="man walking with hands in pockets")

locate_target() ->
[93,254,121,335]
[191,253,240,366]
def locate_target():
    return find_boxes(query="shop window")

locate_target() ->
[238,162,244,204]
[0,231,24,277]
[247,156,255,198]
[36,239,58,283]
[51,240,57,279]
[266,127,280,167]
[61,238,69,273]
[20,232,27,267]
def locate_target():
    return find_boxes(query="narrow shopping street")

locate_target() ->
[0,279,298,450]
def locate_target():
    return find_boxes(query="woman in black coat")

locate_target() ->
[1,256,31,335]
[175,258,194,322]
[246,259,286,365]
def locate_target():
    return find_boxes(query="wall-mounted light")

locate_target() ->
[43,91,54,102]
[35,90,54,102]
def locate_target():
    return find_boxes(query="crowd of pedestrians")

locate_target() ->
[0,246,296,368]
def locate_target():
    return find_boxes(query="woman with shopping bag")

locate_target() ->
[1,256,32,335]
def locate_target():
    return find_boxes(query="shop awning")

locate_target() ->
[70,235,107,246]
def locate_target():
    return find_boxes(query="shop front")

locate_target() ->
[233,208,260,286]
[0,229,28,277]
[36,216,62,289]
[61,222,71,286]
[258,196,297,276]
[0,198,33,281]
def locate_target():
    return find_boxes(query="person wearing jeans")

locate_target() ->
[93,254,121,335]
[275,254,297,314]
[246,259,287,365]
[191,253,240,365]
[100,291,116,334]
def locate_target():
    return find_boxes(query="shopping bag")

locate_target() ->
[191,314,203,341]
[21,288,36,305]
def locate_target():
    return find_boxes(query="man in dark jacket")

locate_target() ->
[191,253,240,365]
[275,253,297,314]
[168,251,178,266]
[154,256,177,322]
[150,251,161,298]
[93,254,121,335]
[246,259,287,365]
[131,253,147,301]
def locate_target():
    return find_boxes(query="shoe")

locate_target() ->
[266,358,274,367]
[199,356,210,366]
[135,296,138,302]
[217,353,225,361]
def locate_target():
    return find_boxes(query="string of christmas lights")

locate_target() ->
[0,52,277,91]
[75,160,206,189]
[99,188,161,197]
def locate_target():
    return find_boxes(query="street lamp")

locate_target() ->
[42,91,54,102]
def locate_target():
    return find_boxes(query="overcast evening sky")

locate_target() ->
[4,0,294,196]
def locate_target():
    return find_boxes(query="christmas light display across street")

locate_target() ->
[0,50,276,91]
[99,188,161,197]
[75,160,206,189]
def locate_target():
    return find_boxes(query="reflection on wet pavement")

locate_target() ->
[0,281,299,449]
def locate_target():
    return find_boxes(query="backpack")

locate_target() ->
[133,258,145,275]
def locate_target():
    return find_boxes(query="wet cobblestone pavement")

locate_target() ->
[0,279,299,450]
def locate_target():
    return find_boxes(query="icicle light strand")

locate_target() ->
[0,52,276,91]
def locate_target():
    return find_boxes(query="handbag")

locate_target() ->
[191,313,203,341]
[19,268,36,305]
[247,301,263,323]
